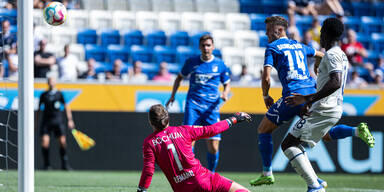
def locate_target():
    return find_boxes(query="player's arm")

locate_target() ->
[34,54,56,66]
[188,112,251,140]
[221,83,230,101]
[314,50,324,75]
[262,66,274,109]
[138,143,156,192]
[166,74,183,108]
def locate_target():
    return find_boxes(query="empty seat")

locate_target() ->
[153,45,177,63]
[146,30,166,47]
[181,12,204,32]
[250,14,267,31]
[35,26,52,42]
[351,2,373,16]
[173,0,195,12]
[100,29,121,46]
[81,0,105,10]
[77,29,97,45]
[295,15,312,33]
[0,8,17,25]
[51,27,77,45]
[244,47,265,78]
[235,30,259,49]
[152,0,173,12]
[204,13,227,31]
[112,11,136,30]
[196,0,218,13]
[356,33,371,50]
[257,30,268,47]
[122,29,144,46]
[364,50,380,66]
[212,30,234,49]
[89,10,112,29]
[261,0,287,14]
[131,45,153,62]
[167,62,182,74]
[69,44,85,61]
[176,46,199,64]
[190,31,210,48]
[343,16,361,33]
[141,62,159,78]
[361,16,383,35]
[94,62,108,74]
[218,0,240,13]
[226,13,250,31]
[106,0,128,10]
[128,0,151,11]
[240,0,261,14]
[169,31,189,48]
[107,44,130,62]
[85,44,106,62]
[136,11,159,31]
[374,2,384,17]
[159,12,181,32]
[371,33,384,52]
[222,46,244,67]
[66,9,89,29]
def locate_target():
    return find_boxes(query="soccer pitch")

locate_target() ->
[1,171,384,192]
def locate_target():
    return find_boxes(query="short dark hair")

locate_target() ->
[265,16,288,30]
[199,34,214,45]
[321,18,344,42]
[149,104,169,131]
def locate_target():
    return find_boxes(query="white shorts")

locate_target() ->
[290,113,340,148]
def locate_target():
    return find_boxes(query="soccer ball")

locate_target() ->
[43,1,67,26]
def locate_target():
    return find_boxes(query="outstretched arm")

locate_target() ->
[166,74,183,108]
[138,144,155,192]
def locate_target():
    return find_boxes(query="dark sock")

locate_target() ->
[42,147,50,168]
[60,146,69,169]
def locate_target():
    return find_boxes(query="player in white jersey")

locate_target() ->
[281,18,357,192]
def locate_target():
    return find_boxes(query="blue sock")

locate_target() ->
[329,124,356,140]
[207,151,219,173]
[258,133,273,172]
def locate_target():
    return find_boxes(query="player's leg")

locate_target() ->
[323,123,375,147]
[55,124,72,170]
[211,172,250,192]
[40,124,51,170]
[205,109,221,173]
[183,105,201,152]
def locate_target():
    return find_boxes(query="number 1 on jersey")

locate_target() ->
[167,143,183,171]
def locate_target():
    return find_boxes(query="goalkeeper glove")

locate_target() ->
[227,112,251,126]
[137,187,147,192]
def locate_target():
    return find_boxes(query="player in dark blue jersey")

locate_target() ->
[250,16,374,187]
[166,34,231,173]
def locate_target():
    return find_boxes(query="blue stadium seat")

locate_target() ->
[100,29,120,46]
[167,62,182,74]
[374,2,384,17]
[257,30,268,47]
[169,31,189,48]
[343,17,361,32]
[104,61,131,73]
[2,59,8,78]
[365,50,380,67]
[153,45,177,63]
[351,2,373,16]
[130,45,153,63]
[94,62,108,74]
[146,30,166,47]
[85,44,106,62]
[141,62,159,79]
[122,30,144,47]
[340,1,353,16]
[250,14,267,31]
[371,33,384,52]
[106,45,130,63]
[356,33,372,50]
[261,0,286,15]
[0,9,17,25]
[239,0,262,14]
[190,31,210,48]
[295,15,312,33]
[213,49,222,59]
[77,29,97,45]
[176,46,199,65]
[361,16,383,35]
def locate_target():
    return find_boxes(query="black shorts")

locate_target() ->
[40,122,67,137]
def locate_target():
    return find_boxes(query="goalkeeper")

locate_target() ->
[138,104,251,192]
[37,76,74,170]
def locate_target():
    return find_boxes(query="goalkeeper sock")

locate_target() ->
[42,147,50,168]
[329,124,355,140]
[207,151,219,173]
[258,133,273,175]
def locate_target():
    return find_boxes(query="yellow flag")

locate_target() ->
[71,129,95,150]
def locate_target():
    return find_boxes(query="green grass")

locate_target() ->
[0,171,383,192]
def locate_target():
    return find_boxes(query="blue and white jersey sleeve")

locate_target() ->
[180,59,192,77]
[264,46,275,68]
[220,65,231,84]
[302,43,316,57]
